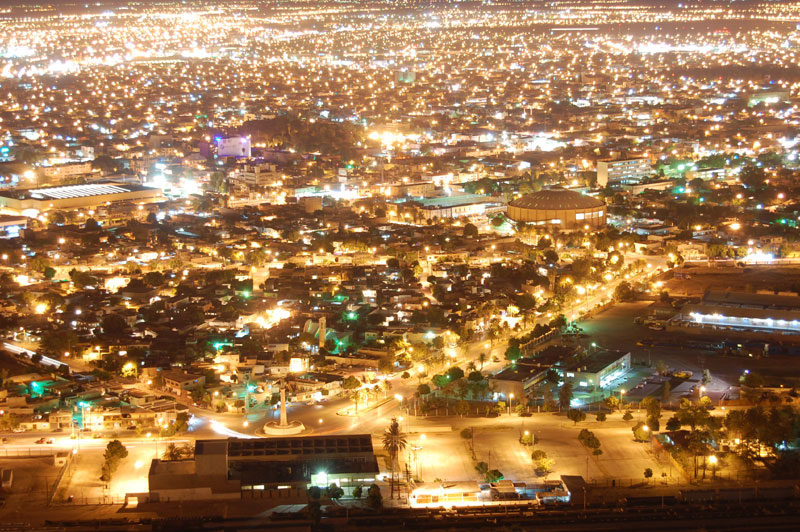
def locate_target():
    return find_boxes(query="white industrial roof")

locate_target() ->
[28,183,131,200]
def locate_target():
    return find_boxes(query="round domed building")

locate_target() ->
[507,188,606,231]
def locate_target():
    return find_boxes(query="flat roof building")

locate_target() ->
[561,350,631,392]
[0,182,163,214]
[148,435,379,502]
[597,157,651,187]
[674,290,800,335]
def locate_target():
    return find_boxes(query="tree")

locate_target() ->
[366,484,383,509]
[613,281,634,302]
[596,412,607,422]
[665,416,682,431]
[417,383,431,396]
[622,411,634,421]
[504,345,521,362]
[162,442,191,461]
[467,370,483,383]
[174,412,190,433]
[100,440,128,482]
[478,352,487,370]
[578,429,602,454]
[84,218,100,231]
[604,395,619,411]
[535,457,554,477]
[432,374,449,389]
[661,381,671,403]
[382,418,407,499]
[743,371,765,389]
[558,381,573,410]
[101,313,127,336]
[445,366,464,381]
[40,329,78,356]
[632,422,651,442]
[307,486,322,525]
[463,223,478,238]
[327,482,344,500]
[644,468,653,480]
[353,484,363,499]
[567,408,586,425]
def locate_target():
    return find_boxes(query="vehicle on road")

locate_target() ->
[35,438,46,444]
[45,438,54,444]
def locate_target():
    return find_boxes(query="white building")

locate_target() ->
[236,163,279,187]
[597,157,651,187]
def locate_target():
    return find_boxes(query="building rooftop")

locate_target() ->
[563,350,629,374]
[703,290,800,311]
[509,188,604,211]
[0,182,153,201]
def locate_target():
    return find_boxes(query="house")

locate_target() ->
[162,370,206,397]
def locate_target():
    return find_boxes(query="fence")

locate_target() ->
[48,450,74,504]
[589,477,684,488]
[0,448,61,458]
[51,495,127,506]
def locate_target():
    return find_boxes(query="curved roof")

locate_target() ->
[509,188,605,211]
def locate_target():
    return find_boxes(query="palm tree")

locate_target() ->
[478,353,487,371]
[163,442,185,461]
[382,418,407,499]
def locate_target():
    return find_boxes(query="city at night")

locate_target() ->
[2,0,800,530]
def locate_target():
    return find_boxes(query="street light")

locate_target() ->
[708,455,718,479]
[509,393,514,415]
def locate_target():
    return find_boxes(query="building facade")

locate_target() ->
[597,157,651,187]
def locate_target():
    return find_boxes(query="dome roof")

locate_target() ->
[509,188,605,210]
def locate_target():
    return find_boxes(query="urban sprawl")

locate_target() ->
[1,1,800,529]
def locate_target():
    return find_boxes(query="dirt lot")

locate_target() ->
[0,456,61,521]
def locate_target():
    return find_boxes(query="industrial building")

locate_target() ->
[148,435,379,502]
[561,350,632,392]
[674,290,800,335]
[0,183,163,214]
[414,194,505,220]
[597,157,651,187]
[506,188,605,231]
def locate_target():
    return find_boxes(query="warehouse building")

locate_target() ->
[0,182,163,214]
[148,435,380,502]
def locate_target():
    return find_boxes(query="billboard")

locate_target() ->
[216,136,251,158]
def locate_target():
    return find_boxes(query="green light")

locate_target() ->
[241,291,251,298]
